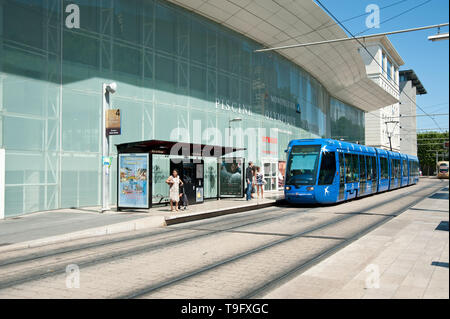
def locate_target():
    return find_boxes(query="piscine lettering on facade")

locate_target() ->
[215,98,253,116]
[215,96,296,126]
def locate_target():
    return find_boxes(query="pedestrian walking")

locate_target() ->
[166,169,183,212]
[256,166,266,199]
[245,161,254,201]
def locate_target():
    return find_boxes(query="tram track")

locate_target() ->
[0,180,433,275]
[117,181,445,299]
[0,206,314,289]
[0,180,445,298]
[242,182,446,298]
[0,205,285,267]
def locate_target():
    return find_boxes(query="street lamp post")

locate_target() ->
[102,82,117,212]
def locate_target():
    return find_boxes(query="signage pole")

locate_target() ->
[102,84,110,212]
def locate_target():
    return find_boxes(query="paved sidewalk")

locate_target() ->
[264,185,449,299]
[0,192,282,251]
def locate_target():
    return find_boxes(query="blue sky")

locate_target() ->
[318,0,449,132]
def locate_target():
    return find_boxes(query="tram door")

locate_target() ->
[359,155,366,196]
[338,153,346,201]
[170,160,204,205]
[373,156,379,193]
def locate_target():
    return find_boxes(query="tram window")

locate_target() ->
[402,160,408,177]
[390,159,396,179]
[339,153,345,184]
[345,154,351,182]
[351,154,359,182]
[410,162,413,176]
[318,152,336,185]
[380,157,389,179]
[397,160,401,178]
[359,155,366,182]
[366,156,371,181]
[372,156,378,180]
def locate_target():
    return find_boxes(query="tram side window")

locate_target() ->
[390,159,394,179]
[402,160,408,177]
[359,155,366,182]
[371,156,377,180]
[318,152,336,185]
[380,157,389,179]
[397,160,402,178]
[395,160,399,178]
[351,154,359,182]
[339,153,345,184]
[345,154,351,182]
[366,156,372,181]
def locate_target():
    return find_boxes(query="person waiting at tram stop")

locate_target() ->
[256,166,266,199]
[245,161,254,201]
[251,165,258,199]
[166,169,184,212]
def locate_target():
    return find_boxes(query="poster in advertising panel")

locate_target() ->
[219,158,244,197]
[118,154,149,208]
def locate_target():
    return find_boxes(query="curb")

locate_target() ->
[0,216,166,254]
[0,199,283,253]
[165,199,282,226]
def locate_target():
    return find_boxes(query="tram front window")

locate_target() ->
[286,145,321,186]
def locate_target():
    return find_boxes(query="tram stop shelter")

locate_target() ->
[115,140,246,210]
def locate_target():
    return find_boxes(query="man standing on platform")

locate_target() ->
[246,161,254,201]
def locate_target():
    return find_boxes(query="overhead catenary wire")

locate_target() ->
[254,22,449,52]
[313,0,445,132]
[256,1,447,133]
[268,0,411,47]
[259,1,447,133]
[353,0,434,37]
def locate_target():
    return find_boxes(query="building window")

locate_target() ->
[387,59,392,81]
[382,52,386,73]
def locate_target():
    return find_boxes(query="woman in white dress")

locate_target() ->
[166,169,184,212]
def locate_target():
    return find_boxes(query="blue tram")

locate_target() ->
[284,139,420,204]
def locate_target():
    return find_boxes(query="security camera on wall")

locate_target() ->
[106,82,117,94]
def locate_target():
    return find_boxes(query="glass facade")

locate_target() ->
[0,0,365,217]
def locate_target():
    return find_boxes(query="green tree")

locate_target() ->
[417,131,449,175]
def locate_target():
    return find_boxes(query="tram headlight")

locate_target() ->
[306,187,314,191]
[285,186,291,191]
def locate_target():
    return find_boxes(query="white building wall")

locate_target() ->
[362,43,401,151]
[360,45,382,75]
[399,81,418,156]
